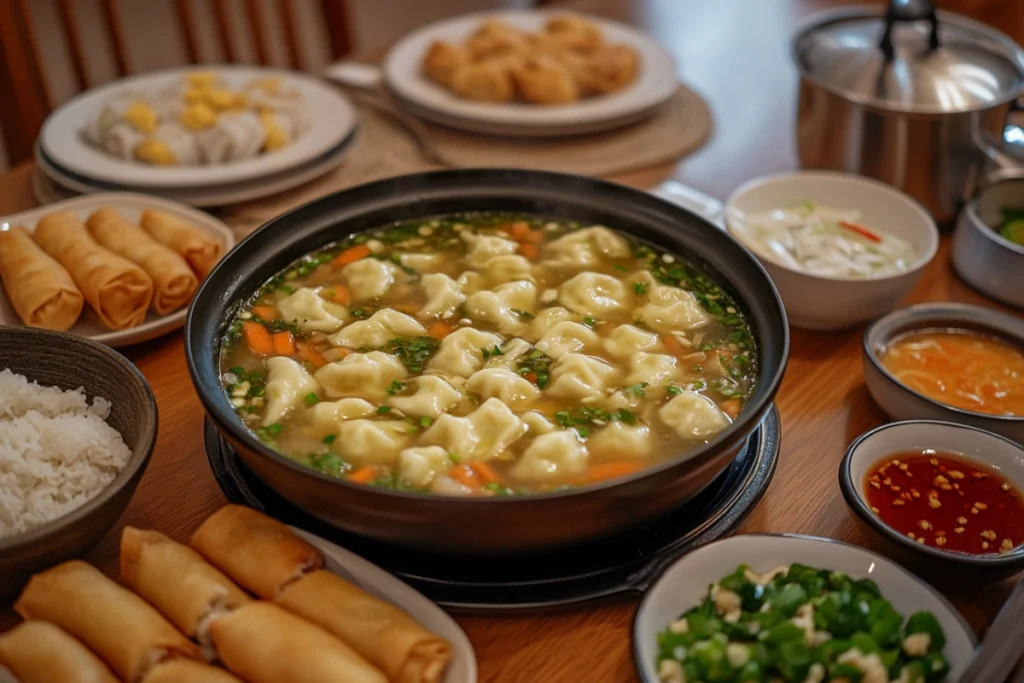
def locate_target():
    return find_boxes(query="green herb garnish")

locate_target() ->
[514,349,553,390]
[304,392,319,405]
[582,316,596,328]
[383,336,440,374]
[322,434,337,444]
[626,382,648,397]
[377,406,392,415]
[387,380,406,396]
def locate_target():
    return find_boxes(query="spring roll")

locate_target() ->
[121,527,252,654]
[14,560,198,682]
[141,659,243,683]
[276,570,451,683]
[0,226,84,330]
[33,212,154,330]
[139,209,223,278]
[209,602,388,683]
[0,621,118,683]
[190,505,323,599]
[86,209,198,315]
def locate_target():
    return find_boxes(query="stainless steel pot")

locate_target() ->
[793,0,1024,227]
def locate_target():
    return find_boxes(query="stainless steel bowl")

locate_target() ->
[186,170,789,554]
[952,170,1024,308]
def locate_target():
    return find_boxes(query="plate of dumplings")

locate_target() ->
[383,11,678,136]
[40,66,357,189]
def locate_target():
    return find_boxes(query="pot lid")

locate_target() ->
[793,2,1024,114]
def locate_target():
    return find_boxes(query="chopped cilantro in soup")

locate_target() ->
[657,564,950,683]
[220,214,757,496]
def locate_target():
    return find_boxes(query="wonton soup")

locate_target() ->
[220,215,757,496]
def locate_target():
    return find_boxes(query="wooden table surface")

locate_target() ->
[2,1,1021,681]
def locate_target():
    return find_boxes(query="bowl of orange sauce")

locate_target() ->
[840,420,1024,575]
[863,303,1024,441]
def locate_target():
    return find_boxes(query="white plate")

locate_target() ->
[633,534,976,683]
[40,65,357,189]
[0,193,234,347]
[294,527,477,683]
[382,10,677,135]
[35,130,355,208]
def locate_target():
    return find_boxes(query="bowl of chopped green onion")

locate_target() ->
[633,534,975,683]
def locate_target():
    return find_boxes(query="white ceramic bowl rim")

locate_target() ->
[965,188,1024,257]
[631,532,977,682]
[724,170,940,283]
[841,419,1024,566]
[863,303,1024,424]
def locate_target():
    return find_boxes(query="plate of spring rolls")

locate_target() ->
[0,193,233,347]
[1,504,473,683]
[39,66,356,189]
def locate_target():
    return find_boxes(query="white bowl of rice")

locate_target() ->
[0,327,156,599]
[724,171,940,331]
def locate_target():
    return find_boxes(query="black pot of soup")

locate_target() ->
[186,169,789,553]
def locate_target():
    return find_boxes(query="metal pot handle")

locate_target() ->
[879,0,939,61]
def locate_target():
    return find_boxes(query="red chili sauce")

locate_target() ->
[863,449,1024,556]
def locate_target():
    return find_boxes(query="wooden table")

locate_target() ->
[2,1,1021,681]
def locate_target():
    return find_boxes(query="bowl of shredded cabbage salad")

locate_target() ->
[732,202,916,279]
[721,171,939,330]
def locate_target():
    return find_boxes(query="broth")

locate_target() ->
[880,329,1024,416]
[220,215,757,496]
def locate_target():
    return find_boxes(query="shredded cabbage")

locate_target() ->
[735,202,915,278]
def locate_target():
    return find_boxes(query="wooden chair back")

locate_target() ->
[0,0,352,167]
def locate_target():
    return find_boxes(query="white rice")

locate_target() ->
[0,368,132,538]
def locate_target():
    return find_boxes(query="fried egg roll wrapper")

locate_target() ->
[139,209,223,277]
[189,505,323,598]
[208,602,388,683]
[86,208,198,315]
[121,527,252,644]
[0,621,118,683]
[14,560,199,682]
[33,212,153,330]
[277,570,452,683]
[141,659,243,683]
[0,226,83,330]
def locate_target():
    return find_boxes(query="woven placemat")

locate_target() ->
[221,83,712,239]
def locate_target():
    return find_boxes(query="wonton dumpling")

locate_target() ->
[546,353,620,400]
[637,283,709,334]
[307,398,375,436]
[466,398,527,460]
[427,327,503,378]
[419,273,465,319]
[466,368,539,407]
[521,410,556,435]
[420,414,478,459]
[401,252,447,273]
[328,309,424,349]
[456,271,487,295]
[512,430,588,482]
[535,321,598,359]
[659,390,731,440]
[314,351,407,401]
[398,446,451,488]
[559,272,625,317]
[388,375,461,418]
[342,258,398,301]
[523,306,575,341]
[626,352,681,387]
[543,226,630,270]
[465,281,536,332]
[276,287,346,332]
[589,422,652,461]
[262,357,320,426]
[484,337,533,370]
[604,324,662,360]
[334,420,412,466]
[421,397,525,460]
[461,231,518,267]
[480,255,535,285]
